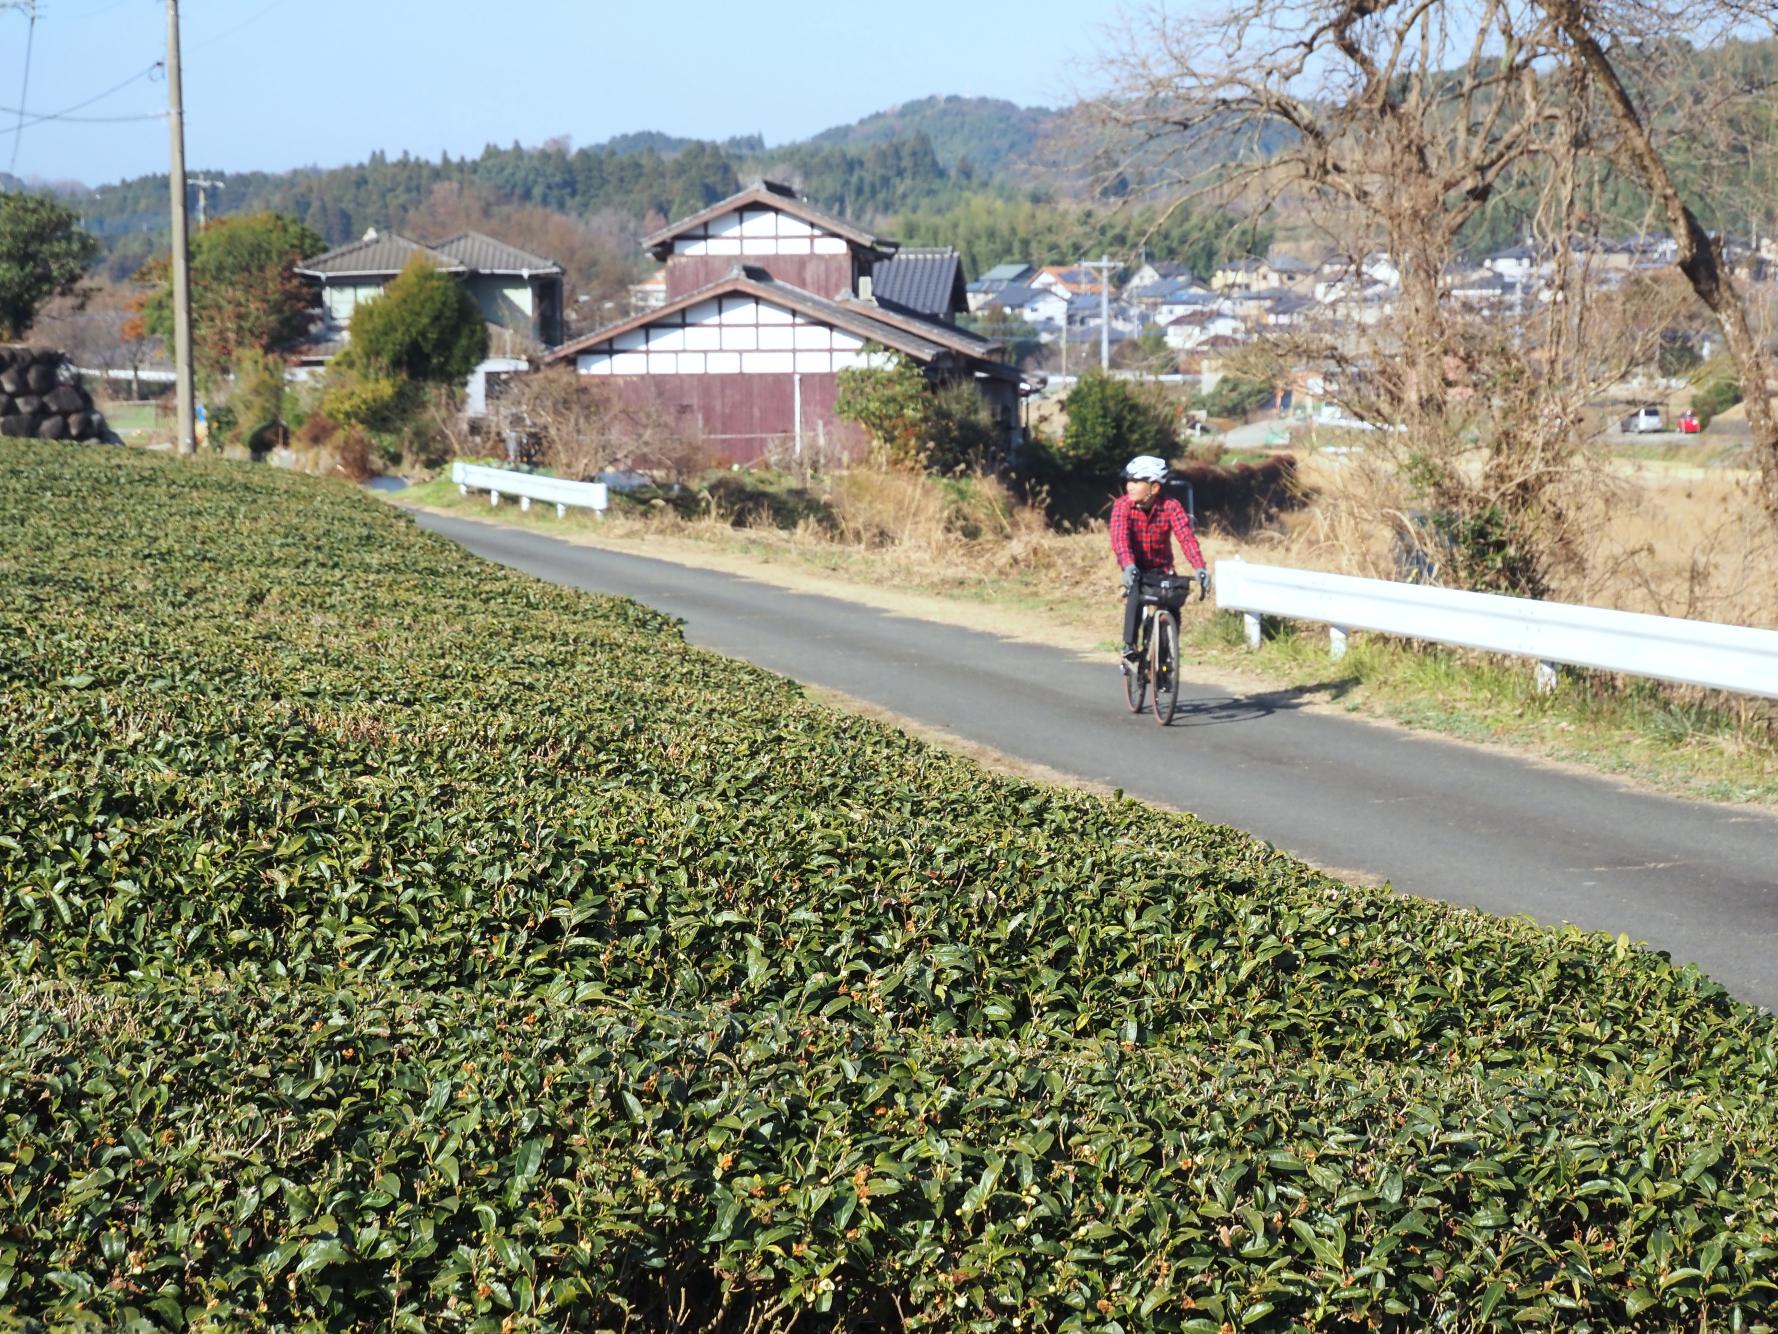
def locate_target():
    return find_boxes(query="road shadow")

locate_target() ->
[1162,677,1359,728]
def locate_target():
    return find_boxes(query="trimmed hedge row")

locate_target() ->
[8,979,1777,1331]
[3,443,1777,1330]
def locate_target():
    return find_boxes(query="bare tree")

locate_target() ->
[491,367,711,484]
[1532,0,1778,499]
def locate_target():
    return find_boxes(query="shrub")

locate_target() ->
[1059,371,1178,478]
[228,348,288,453]
[835,351,1002,475]
[341,255,488,387]
[319,366,415,433]
[1693,376,1743,428]
[1196,374,1274,421]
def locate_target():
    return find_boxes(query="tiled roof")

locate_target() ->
[296,231,464,278]
[980,262,1035,283]
[641,179,891,258]
[433,232,563,275]
[871,247,965,321]
[834,291,1002,361]
[992,285,1054,307]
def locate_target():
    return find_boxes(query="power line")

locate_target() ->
[7,0,37,172]
[193,0,291,51]
[0,61,165,138]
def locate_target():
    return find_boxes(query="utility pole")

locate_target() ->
[166,0,195,454]
[190,176,224,229]
[1081,255,1119,373]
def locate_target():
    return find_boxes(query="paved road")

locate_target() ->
[416,511,1778,1012]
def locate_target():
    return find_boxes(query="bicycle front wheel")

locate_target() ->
[1124,622,1148,714]
[1151,611,1179,725]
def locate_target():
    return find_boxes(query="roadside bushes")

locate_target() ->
[4,444,1778,1330]
[1693,375,1743,428]
[835,351,1002,476]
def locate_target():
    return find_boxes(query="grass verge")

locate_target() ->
[397,472,1778,808]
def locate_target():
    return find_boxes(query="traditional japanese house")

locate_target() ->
[543,181,1030,464]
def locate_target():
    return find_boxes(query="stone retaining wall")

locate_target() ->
[0,346,107,442]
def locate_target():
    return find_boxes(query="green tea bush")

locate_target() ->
[3,443,1776,1330]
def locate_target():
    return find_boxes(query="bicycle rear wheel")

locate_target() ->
[1123,619,1148,714]
[1151,611,1179,725]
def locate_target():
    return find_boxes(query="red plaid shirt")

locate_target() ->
[1109,495,1205,574]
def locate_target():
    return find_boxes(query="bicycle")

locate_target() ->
[1121,571,1204,725]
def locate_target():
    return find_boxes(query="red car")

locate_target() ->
[1679,410,1701,434]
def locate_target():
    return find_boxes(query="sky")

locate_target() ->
[0,0,1123,188]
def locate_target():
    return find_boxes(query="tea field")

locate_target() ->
[2,442,1776,1331]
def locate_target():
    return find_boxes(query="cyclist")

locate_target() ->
[1111,454,1208,669]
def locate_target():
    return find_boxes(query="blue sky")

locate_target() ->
[1,0,1118,187]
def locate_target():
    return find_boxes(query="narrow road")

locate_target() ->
[416,511,1778,1012]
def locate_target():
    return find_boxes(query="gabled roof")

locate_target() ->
[433,231,563,275]
[871,247,966,321]
[1265,255,1315,274]
[1036,264,1107,293]
[542,264,1007,371]
[296,230,465,279]
[641,179,893,260]
[1134,278,1210,301]
[993,284,1058,307]
[980,262,1035,283]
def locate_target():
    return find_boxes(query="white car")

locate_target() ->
[1621,405,1664,433]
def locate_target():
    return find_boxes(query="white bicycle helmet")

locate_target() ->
[1124,454,1168,482]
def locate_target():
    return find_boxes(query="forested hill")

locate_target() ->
[70,96,1074,281]
[806,95,1058,176]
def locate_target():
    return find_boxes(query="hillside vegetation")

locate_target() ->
[3,444,1777,1330]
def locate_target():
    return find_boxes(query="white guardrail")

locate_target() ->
[1214,559,1778,699]
[450,462,608,519]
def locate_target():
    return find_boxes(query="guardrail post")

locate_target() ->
[519,495,531,513]
[1244,612,1261,649]
[458,483,467,497]
[556,503,566,518]
[1330,626,1349,659]
[1535,660,1558,693]
[490,490,500,507]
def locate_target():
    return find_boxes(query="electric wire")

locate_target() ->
[0,61,165,139]
[194,0,292,51]
[7,0,37,172]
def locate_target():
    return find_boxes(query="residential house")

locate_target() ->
[1032,264,1109,297]
[1154,287,1218,326]
[1483,244,1543,283]
[1065,292,1139,335]
[1265,255,1317,292]
[1446,269,1528,312]
[1163,310,1247,351]
[296,228,565,353]
[1129,276,1213,316]
[1254,291,1313,328]
[985,284,1070,336]
[540,180,1029,464]
[1123,260,1196,294]
[966,262,1036,312]
[1210,255,1316,293]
